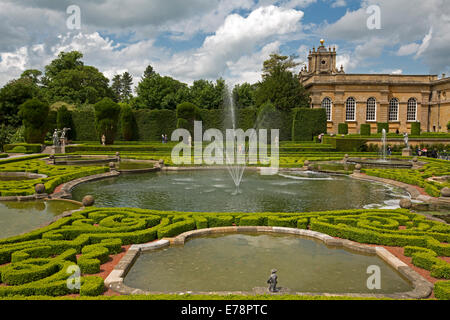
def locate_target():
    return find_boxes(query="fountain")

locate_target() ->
[223,86,249,195]
[381,128,387,161]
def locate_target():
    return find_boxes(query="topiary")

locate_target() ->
[411,122,421,136]
[120,104,136,141]
[94,98,121,145]
[18,98,49,144]
[56,105,74,140]
[360,124,371,136]
[338,123,348,135]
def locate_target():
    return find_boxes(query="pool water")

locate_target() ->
[72,170,410,212]
[0,200,81,239]
[124,233,413,294]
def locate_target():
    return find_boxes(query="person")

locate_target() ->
[165,134,168,144]
[396,129,400,135]
[162,134,165,144]
[267,269,278,293]
[387,145,392,156]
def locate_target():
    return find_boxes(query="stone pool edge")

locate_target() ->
[105,226,434,300]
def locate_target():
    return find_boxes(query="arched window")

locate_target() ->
[321,98,332,121]
[407,98,417,121]
[366,97,377,121]
[346,97,356,121]
[389,98,399,122]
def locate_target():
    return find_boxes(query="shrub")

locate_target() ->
[411,122,421,136]
[338,123,348,135]
[94,98,121,145]
[377,123,389,134]
[18,98,49,144]
[57,105,74,140]
[360,124,371,136]
[176,102,201,137]
[292,108,327,141]
[434,281,450,300]
[120,104,136,141]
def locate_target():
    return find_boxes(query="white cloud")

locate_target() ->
[397,43,420,56]
[415,27,433,58]
[331,0,347,8]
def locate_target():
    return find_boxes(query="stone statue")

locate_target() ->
[267,269,278,293]
[403,133,409,149]
[101,134,106,146]
[52,129,60,147]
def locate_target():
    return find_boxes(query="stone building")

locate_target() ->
[299,40,450,134]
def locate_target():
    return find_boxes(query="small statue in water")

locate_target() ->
[403,132,409,149]
[267,269,278,293]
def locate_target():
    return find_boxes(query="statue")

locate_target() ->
[403,133,409,149]
[267,269,278,293]
[60,128,71,146]
[101,134,106,146]
[52,129,60,147]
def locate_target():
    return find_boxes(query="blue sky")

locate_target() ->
[0,0,448,87]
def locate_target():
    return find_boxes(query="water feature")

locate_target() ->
[223,86,247,195]
[71,170,410,212]
[0,200,81,239]
[124,233,413,294]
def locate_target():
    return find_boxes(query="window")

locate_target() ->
[346,97,356,121]
[366,98,377,121]
[322,98,332,121]
[407,98,417,121]
[389,98,399,121]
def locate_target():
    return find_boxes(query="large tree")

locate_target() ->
[254,53,310,111]
[94,98,121,145]
[0,77,41,127]
[189,79,225,109]
[18,98,49,143]
[43,51,113,105]
[135,72,189,110]
[232,82,256,108]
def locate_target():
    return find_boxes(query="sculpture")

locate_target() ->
[403,133,409,149]
[52,129,60,147]
[101,134,106,146]
[267,269,278,293]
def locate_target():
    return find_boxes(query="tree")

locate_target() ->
[142,65,156,80]
[18,98,49,144]
[43,51,113,105]
[136,73,188,110]
[232,83,256,108]
[176,102,201,137]
[111,75,122,102]
[94,98,121,145]
[120,72,133,102]
[189,79,224,109]
[254,53,309,111]
[0,77,41,127]
[20,70,43,85]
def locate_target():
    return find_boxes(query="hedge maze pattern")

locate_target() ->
[0,207,449,298]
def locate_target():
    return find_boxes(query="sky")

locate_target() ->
[0,0,449,88]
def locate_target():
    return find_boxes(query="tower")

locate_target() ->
[305,39,343,75]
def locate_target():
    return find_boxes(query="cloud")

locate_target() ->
[331,0,347,8]
[396,43,420,56]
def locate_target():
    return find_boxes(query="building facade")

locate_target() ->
[299,40,450,134]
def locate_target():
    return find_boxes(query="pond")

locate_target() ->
[72,170,410,212]
[124,233,413,294]
[0,200,81,239]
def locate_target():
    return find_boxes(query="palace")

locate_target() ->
[299,40,450,134]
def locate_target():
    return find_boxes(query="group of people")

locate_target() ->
[416,147,447,159]
[161,134,169,144]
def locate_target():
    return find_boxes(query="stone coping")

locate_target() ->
[0,172,48,179]
[105,227,433,299]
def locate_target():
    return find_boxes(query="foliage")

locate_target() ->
[323,136,367,152]
[18,98,49,144]
[56,105,74,140]
[377,123,389,134]
[111,73,133,103]
[176,102,202,137]
[360,124,371,136]
[232,83,256,108]
[411,122,421,136]
[338,123,348,135]
[189,79,225,109]
[0,207,448,298]
[120,104,136,141]
[292,108,327,141]
[93,98,121,145]
[0,77,41,127]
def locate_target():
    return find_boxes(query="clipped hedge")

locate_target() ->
[292,108,327,141]
[411,122,421,136]
[338,123,348,135]
[377,123,389,134]
[360,124,371,136]
[434,281,450,300]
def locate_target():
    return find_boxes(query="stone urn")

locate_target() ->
[82,195,95,207]
[109,162,116,171]
[354,164,362,173]
[34,184,46,194]
[399,198,413,209]
[303,160,310,168]
[441,187,450,198]
[412,157,418,163]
